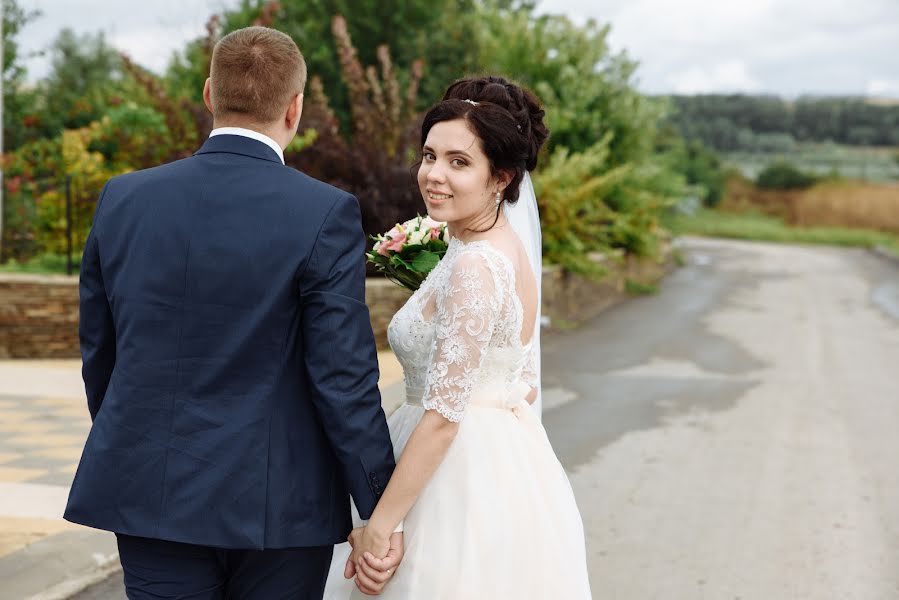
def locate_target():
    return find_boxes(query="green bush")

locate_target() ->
[534,135,682,276]
[0,252,80,274]
[672,139,726,207]
[756,161,818,190]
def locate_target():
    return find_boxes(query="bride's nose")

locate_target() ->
[426,163,447,184]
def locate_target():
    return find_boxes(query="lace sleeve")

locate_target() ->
[522,342,539,388]
[421,251,504,422]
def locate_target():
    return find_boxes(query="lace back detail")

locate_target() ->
[387,239,534,422]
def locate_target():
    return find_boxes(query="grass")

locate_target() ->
[666,209,899,257]
[625,279,659,295]
[0,253,80,275]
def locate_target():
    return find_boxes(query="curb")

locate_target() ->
[26,555,121,600]
[870,245,899,267]
[0,529,118,600]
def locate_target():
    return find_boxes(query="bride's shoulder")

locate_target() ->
[445,238,516,287]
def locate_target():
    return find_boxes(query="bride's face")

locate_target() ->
[418,119,501,228]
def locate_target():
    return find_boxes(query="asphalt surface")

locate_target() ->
[72,238,899,599]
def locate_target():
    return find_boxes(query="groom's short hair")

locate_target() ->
[210,27,306,124]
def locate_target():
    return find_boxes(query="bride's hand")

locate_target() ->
[346,526,391,594]
[357,532,404,595]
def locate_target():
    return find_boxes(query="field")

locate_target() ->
[724,143,899,183]
[721,175,899,234]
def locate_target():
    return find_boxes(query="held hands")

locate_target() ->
[345,528,404,595]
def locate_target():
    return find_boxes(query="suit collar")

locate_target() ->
[194,134,283,165]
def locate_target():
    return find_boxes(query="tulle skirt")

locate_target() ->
[324,398,592,599]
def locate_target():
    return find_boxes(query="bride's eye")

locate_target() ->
[422,151,436,162]
[451,158,467,168]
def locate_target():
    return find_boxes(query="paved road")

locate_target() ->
[74,238,899,599]
[546,238,899,598]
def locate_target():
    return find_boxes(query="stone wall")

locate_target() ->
[542,252,673,328]
[0,251,673,357]
[365,278,413,350]
[0,274,79,359]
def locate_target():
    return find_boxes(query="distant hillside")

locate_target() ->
[664,94,899,151]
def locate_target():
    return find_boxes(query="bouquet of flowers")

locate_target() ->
[366,215,449,291]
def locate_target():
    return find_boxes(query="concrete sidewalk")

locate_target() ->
[0,353,405,600]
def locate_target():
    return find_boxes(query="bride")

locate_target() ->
[325,76,591,599]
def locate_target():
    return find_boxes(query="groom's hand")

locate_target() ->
[345,527,389,594]
[354,532,404,595]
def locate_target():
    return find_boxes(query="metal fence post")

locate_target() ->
[65,175,73,276]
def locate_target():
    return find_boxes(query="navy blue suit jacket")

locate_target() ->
[64,134,396,549]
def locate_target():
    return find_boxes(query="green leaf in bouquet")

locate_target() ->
[410,250,440,273]
[366,251,389,267]
[426,239,449,253]
[390,254,414,270]
[398,244,425,258]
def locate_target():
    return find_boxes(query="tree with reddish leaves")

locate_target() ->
[289,15,425,242]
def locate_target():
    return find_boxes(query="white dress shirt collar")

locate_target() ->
[209,127,285,164]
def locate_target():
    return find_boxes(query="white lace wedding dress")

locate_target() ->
[324,237,592,599]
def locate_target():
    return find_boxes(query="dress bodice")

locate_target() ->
[387,238,538,422]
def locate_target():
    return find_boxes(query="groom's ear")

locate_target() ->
[203,78,214,115]
[286,92,304,130]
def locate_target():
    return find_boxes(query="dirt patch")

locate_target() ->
[0,516,78,558]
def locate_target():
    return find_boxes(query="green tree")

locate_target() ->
[669,94,899,149]
[656,125,726,207]
[474,8,662,164]
[2,0,42,150]
[18,29,127,144]
[168,0,490,131]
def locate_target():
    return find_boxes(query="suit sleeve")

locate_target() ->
[299,193,396,519]
[79,182,116,421]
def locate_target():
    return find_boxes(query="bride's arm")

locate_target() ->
[351,250,505,556]
[347,413,458,594]
[358,410,459,544]
[523,342,539,405]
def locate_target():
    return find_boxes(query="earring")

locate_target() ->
[495,192,502,206]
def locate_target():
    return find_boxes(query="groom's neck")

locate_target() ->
[213,119,284,148]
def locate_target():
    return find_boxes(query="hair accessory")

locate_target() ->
[463,99,480,106]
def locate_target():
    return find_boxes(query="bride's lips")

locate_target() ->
[426,189,453,204]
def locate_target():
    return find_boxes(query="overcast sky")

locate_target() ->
[18,0,899,97]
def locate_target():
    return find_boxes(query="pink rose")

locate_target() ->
[374,240,391,257]
[421,216,445,241]
[384,234,406,252]
[382,225,407,253]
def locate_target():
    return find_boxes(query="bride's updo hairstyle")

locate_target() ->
[420,76,549,206]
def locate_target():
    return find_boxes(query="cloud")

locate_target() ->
[666,61,763,95]
[20,0,234,81]
[866,79,899,98]
[537,0,899,97]
[107,27,208,74]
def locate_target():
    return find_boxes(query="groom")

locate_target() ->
[65,27,400,598]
